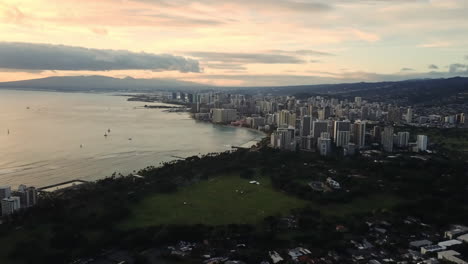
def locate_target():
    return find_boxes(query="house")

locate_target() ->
[445,225,468,239]
[410,239,432,249]
[269,251,284,264]
[326,177,341,189]
[421,245,446,255]
[438,240,463,248]
[437,250,468,264]
[288,247,311,261]
[457,234,468,243]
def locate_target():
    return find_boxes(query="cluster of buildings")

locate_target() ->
[0,185,37,217]
[185,92,444,156]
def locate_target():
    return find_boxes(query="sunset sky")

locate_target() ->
[1,0,468,86]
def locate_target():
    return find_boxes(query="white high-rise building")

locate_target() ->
[278,110,296,128]
[1,196,20,216]
[212,109,237,124]
[417,135,428,151]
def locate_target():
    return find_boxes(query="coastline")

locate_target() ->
[188,113,267,145]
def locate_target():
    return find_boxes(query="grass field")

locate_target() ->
[121,174,307,227]
[121,174,402,228]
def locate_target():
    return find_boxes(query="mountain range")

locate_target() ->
[1,75,467,105]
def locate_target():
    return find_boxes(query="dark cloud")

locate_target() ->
[428,64,439,70]
[0,42,200,72]
[185,51,306,64]
[400,67,414,71]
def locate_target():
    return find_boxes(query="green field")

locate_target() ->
[121,174,402,228]
[122,175,307,227]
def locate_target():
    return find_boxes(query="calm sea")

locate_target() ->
[0,90,264,188]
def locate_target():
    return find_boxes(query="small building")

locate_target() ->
[410,240,432,249]
[269,251,283,264]
[326,177,341,189]
[457,233,468,243]
[437,250,468,264]
[421,245,446,255]
[445,225,468,239]
[438,240,463,248]
[1,196,20,216]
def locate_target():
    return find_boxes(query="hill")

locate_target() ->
[0,75,210,92]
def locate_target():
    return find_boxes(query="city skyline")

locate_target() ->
[1,0,468,86]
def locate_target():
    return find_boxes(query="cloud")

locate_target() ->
[185,51,306,64]
[183,68,468,86]
[449,63,467,73]
[400,67,414,71]
[203,63,247,70]
[0,42,200,72]
[428,64,439,70]
[418,42,452,48]
[270,49,334,56]
[90,28,108,35]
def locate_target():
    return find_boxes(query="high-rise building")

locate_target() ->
[352,121,366,148]
[417,135,428,152]
[16,186,38,208]
[0,186,11,200]
[212,109,237,124]
[279,110,296,128]
[355,97,362,107]
[318,106,331,120]
[300,116,312,137]
[317,132,331,156]
[397,132,410,148]
[387,107,402,124]
[334,120,351,140]
[1,196,20,216]
[336,131,350,147]
[372,126,382,142]
[271,128,296,151]
[381,126,394,152]
[406,107,413,123]
[311,121,329,139]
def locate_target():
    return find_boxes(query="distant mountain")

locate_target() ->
[1,76,467,105]
[235,77,468,105]
[0,75,211,92]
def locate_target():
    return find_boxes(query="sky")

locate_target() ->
[0,0,468,86]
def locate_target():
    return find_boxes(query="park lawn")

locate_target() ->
[121,174,404,229]
[121,174,308,228]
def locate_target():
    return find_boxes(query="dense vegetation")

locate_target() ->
[0,139,467,263]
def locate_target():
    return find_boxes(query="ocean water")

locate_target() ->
[0,90,264,188]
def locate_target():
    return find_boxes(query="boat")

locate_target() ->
[104,133,108,137]
[128,138,132,141]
